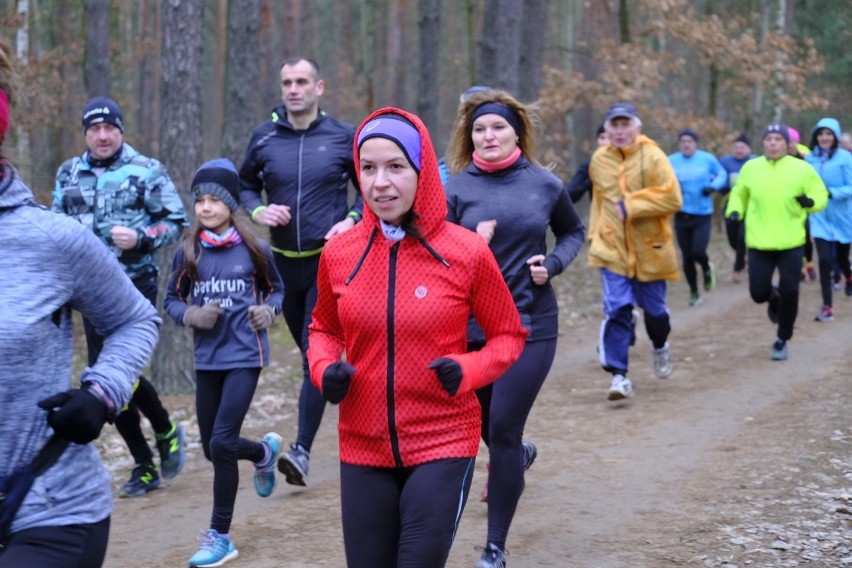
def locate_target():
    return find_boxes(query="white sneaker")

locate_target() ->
[653,342,673,378]
[607,374,634,400]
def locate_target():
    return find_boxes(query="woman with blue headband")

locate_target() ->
[308,107,526,567]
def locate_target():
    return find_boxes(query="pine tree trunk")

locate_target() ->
[151,0,205,394]
[222,0,261,166]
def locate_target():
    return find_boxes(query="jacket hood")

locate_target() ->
[0,164,36,209]
[354,107,446,239]
[809,117,841,150]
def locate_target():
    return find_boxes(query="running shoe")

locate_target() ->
[815,305,834,322]
[119,463,161,497]
[704,261,716,292]
[188,529,238,567]
[770,338,788,361]
[522,441,537,471]
[277,443,310,487]
[607,374,634,401]
[476,543,507,568]
[806,264,817,282]
[156,421,186,479]
[688,292,702,306]
[254,432,282,497]
[767,287,780,324]
[653,342,673,378]
[846,277,852,297]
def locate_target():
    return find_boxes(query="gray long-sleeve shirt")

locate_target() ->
[0,165,160,534]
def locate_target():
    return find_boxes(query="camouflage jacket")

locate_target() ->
[52,143,189,279]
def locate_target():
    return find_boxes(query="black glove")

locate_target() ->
[701,187,714,196]
[428,358,463,397]
[322,361,355,404]
[727,211,740,222]
[37,387,108,444]
[795,194,814,208]
[182,301,224,330]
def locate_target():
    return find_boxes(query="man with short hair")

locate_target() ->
[239,57,361,487]
[588,102,682,401]
[53,96,188,497]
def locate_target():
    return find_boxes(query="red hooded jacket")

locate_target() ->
[308,107,527,468]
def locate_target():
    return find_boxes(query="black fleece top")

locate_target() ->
[445,156,586,342]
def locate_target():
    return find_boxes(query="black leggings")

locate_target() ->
[274,253,323,452]
[725,217,746,272]
[815,238,852,306]
[475,338,556,550]
[196,368,265,534]
[83,272,171,465]
[748,247,802,341]
[0,517,110,568]
[675,212,713,294]
[340,458,474,568]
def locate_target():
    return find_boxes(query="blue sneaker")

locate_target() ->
[253,432,282,498]
[156,421,186,479]
[188,529,238,567]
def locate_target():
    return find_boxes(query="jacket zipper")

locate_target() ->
[295,133,305,252]
[386,242,403,467]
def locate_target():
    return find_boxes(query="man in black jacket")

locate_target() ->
[239,57,361,487]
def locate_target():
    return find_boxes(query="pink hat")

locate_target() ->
[788,127,800,143]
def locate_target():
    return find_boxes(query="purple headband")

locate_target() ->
[471,102,522,135]
[357,115,422,172]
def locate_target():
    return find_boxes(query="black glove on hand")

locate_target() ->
[795,194,814,208]
[428,358,463,397]
[182,301,223,330]
[37,387,108,444]
[727,211,740,222]
[322,361,355,404]
[248,304,275,331]
[701,187,715,196]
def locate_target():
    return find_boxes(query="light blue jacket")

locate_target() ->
[1,166,160,535]
[805,118,852,244]
[668,149,727,215]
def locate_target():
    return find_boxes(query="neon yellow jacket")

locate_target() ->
[725,155,828,250]
[588,135,683,281]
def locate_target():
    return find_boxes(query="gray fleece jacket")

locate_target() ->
[0,164,160,535]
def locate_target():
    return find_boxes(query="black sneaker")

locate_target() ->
[155,421,185,479]
[119,463,161,497]
[767,287,780,324]
[277,443,310,486]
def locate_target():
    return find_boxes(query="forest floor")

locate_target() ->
[99,232,852,568]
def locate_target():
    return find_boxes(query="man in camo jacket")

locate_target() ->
[52,96,189,498]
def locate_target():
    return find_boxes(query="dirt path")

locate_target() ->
[103,258,852,567]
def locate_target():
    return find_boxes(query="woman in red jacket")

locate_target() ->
[307,108,526,567]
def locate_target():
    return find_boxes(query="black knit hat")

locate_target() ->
[191,158,240,212]
[82,97,124,132]
[734,133,750,146]
[677,128,699,142]
[762,123,790,144]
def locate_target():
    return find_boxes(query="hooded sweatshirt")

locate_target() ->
[0,164,159,535]
[307,108,527,468]
[804,118,852,244]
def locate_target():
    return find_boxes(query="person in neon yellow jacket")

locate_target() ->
[725,122,828,361]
